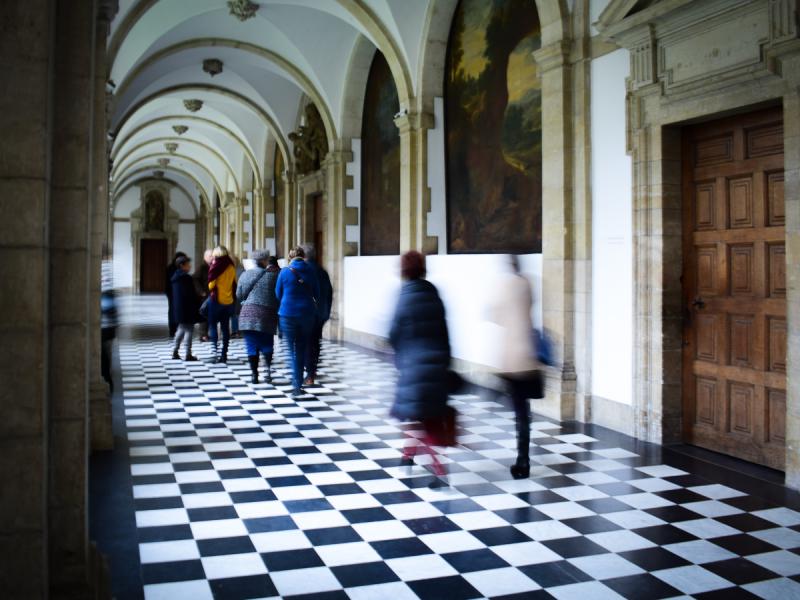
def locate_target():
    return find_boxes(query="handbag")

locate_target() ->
[422,405,458,447]
[532,328,555,366]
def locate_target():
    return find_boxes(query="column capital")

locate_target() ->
[532,40,571,73]
[394,110,434,134]
[322,149,353,168]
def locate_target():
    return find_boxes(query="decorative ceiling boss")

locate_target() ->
[183,99,203,112]
[165,142,178,153]
[157,158,170,167]
[227,0,258,22]
[172,125,188,135]
[202,58,223,77]
[153,170,165,179]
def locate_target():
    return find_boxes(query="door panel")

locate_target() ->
[682,107,786,470]
[140,239,167,293]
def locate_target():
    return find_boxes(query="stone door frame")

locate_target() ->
[598,0,800,486]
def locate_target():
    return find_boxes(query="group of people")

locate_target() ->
[388,251,543,481]
[166,244,333,396]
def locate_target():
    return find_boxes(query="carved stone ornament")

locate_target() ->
[153,170,165,179]
[183,99,203,112]
[165,142,178,154]
[157,158,170,167]
[227,0,258,21]
[288,103,329,175]
[172,125,188,135]
[203,58,223,77]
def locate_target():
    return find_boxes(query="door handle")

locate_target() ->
[691,296,706,310]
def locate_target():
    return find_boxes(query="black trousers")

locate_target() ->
[503,372,543,460]
[305,321,324,378]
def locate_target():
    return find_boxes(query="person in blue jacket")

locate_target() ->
[301,243,333,386]
[275,246,319,396]
[170,255,199,361]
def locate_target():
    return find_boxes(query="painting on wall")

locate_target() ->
[361,51,400,256]
[445,0,542,254]
[273,146,285,258]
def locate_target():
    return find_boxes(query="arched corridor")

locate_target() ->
[3,0,800,597]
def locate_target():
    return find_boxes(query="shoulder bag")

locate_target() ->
[288,267,318,308]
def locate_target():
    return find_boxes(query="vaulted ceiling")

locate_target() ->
[108,0,437,212]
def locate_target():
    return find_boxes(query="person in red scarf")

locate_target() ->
[207,245,237,363]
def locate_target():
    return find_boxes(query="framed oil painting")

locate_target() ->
[361,51,401,256]
[445,0,542,254]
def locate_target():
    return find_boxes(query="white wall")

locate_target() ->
[343,254,542,367]
[113,221,133,289]
[176,223,196,262]
[591,48,633,405]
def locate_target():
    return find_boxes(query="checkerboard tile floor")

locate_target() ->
[115,297,800,599]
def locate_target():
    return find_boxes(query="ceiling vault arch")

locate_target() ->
[113,177,200,219]
[112,136,244,192]
[115,153,228,201]
[113,165,215,212]
[111,115,262,186]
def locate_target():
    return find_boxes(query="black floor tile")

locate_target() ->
[197,536,256,557]
[304,526,361,546]
[519,560,593,587]
[141,559,205,584]
[441,548,509,572]
[260,548,323,571]
[407,575,482,600]
[471,526,532,546]
[209,574,278,599]
[331,561,399,587]
[604,572,682,599]
[541,536,608,558]
[370,537,433,559]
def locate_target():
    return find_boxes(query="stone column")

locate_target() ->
[0,1,54,595]
[783,88,800,488]
[252,187,266,250]
[323,149,352,341]
[283,170,297,252]
[395,110,437,253]
[533,41,577,421]
[89,5,113,451]
[48,0,97,592]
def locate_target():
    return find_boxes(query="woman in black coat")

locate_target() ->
[389,251,451,478]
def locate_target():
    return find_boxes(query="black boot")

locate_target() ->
[248,355,259,384]
[510,425,531,479]
[172,350,180,360]
[219,340,229,364]
[185,353,198,362]
[263,351,273,383]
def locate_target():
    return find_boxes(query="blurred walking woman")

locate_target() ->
[488,255,542,479]
[207,245,237,363]
[275,246,319,396]
[389,251,451,478]
[237,251,280,384]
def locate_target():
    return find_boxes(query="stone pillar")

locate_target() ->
[569,3,594,423]
[89,5,113,451]
[323,149,352,341]
[533,41,577,421]
[283,170,297,252]
[784,88,800,488]
[252,187,266,251]
[48,0,97,592]
[0,1,54,595]
[395,110,437,253]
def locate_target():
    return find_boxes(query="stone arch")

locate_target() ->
[113,177,198,219]
[339,34,377,143]
[115,154,227,200]
[114,166,213,213]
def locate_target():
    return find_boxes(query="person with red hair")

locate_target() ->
[389,251,453,482]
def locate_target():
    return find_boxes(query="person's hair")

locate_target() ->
[267,256,278,267]
[400,251,426,280]
[288,246,305,260]
[301,243,316,262]
[203,249,214,262]
[173,251,187,262]
[176,256,191,268]
[212,246,229,258]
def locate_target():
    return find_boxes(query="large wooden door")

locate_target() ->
[140,238,168,293]
[682,107,786,470]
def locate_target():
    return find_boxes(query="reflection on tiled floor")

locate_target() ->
[112,296,800,599]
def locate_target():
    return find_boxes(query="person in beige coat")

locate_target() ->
[488,255,543,479]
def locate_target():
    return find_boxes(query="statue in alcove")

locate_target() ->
[289,103,328,175]
[145,192,165,232]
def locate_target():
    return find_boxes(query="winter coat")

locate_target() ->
[208,256,237,305]
[308,261,333,324]
[487,273,539,375]
[388,278,451,421]
[236,265,280,334]
[171,270,199,325]
[275,258,320,319]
